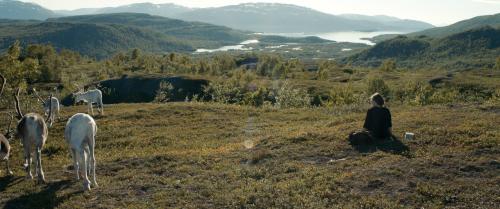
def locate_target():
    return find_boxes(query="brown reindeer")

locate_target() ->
[14,88,52,183]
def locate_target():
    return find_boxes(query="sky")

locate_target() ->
[21,0,500,26]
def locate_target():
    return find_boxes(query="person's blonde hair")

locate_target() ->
[370,93,385,106]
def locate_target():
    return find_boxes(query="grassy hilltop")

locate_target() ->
[0,9,498,208]
[0,99,498,208]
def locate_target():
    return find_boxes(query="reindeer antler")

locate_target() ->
[5,113,14,137]
[32,88,47,106]
[45,94,53,125]
[0,74,6,100]
[14,88,24,120]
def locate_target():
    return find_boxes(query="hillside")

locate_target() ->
[339,14,434,32]
[0,13,257,58]
[0,101,498,208]
[49,13,249,47]
[0,20,193,59]
[175,3,434,33]
[0,0,56,20]
[412,13,500,38]
[347,26,500,69]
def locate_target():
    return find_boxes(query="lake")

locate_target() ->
[264,31,406,45]
[194,31,405,53]
[195,40,259,53]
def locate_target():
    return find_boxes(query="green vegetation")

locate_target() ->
[50,13,249,48]
[0,13,368,60]
[348,26,500,69]
[412,13,500,38]
[0,13,499,207]
[0,100,498,208]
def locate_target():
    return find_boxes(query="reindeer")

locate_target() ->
[0,74,14,176]
[14,88,52,183]
[73,87,104,116]
[33,88,60,127]
[64,113,98,191]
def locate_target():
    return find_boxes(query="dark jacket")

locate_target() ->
[363,106,392,139]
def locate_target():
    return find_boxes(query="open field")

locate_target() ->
[0,102,498,208]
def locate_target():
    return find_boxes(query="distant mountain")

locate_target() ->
[53,2,434,33]
[57,3,193,17]
[347,26,500,69]
[55,8,101,16]
[0,0,56,20]
[175,3,434,33]
[97,3,192,16]
[412,13,500,38]
[339,14,434,32]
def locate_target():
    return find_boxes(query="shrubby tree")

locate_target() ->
[154,81,175,103]
[380,59,396,72]
[367,77,391,98]
[274,81,311,108]
[131,48,141,60]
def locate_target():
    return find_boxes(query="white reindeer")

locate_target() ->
[64,113,98,191]
[33,89,60,127]
[14,88,52,183]
[74,89,104,116]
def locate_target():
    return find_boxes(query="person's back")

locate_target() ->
[363,106,392,139]
[362,93,392,139]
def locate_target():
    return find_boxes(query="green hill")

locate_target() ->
[49,13,249,48]
[0,13,255,59]
[347,26,500,69]
[0,20,193,59]
[412,13,500,38]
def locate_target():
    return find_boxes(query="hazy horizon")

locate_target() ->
[19,0,500,26]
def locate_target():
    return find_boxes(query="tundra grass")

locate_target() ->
[0,102,498,208]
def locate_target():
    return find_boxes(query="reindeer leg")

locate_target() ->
[78,149,91,191]
[88,142,97,187]
[71,148,79,180]
[89,103,94,116]
[24,145,33,179]
[6,159,13,176]
[36,147,46,184]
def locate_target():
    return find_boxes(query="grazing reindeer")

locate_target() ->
[33,89,60,127]
[74,88,104,116]
[0,74,14,175]
[64,113,98,191]
[14,88,52,183]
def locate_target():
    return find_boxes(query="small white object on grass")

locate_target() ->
[404,132,415,140]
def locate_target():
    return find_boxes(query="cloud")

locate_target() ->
[473,0,500,4]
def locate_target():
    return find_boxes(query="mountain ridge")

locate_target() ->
[2,1,434,33]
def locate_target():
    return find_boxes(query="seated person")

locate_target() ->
[363,93,393,140]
